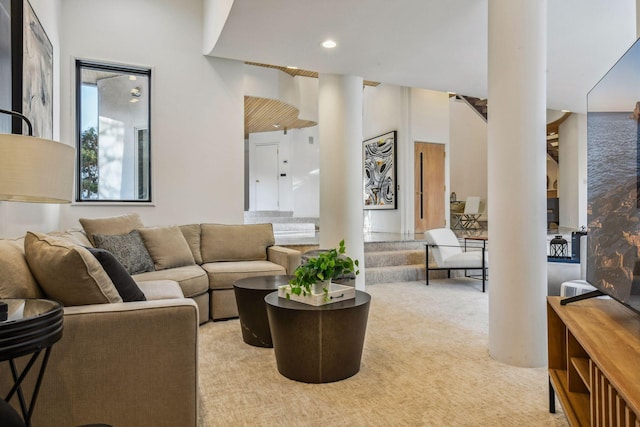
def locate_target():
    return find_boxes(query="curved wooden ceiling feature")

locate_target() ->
[245,96,317,138]
[546,111,571,163]
[246,62,380,87]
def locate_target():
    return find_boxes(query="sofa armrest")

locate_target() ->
[3,299,199,427]
[267,245,301,274]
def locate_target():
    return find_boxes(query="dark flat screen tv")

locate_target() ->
[586,37,640,313]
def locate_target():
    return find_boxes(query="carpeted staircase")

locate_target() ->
[364,240,427,285]
[244,210,317,236]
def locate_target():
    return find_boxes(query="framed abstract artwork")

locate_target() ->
[363,130,397,210]
[0,0,10,132]
[11,0,53,138]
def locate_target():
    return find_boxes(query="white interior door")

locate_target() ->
[254,144,279,210]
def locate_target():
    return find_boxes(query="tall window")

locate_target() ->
[76,60,151,202]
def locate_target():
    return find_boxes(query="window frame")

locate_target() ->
[74,59,152,203]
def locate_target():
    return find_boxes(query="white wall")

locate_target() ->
[291,126,319,217]
[295,76,318,123]
[449,97,488,213]
[362,84,405,233]
[56,0,245,230]
[559,113,588,229]
[244,65,297,108]
[202,0,234,55]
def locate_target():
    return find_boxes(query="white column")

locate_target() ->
[487,0,548,367]
[318,74,365,290]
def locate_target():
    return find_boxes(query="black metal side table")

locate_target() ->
[0,299,63,427]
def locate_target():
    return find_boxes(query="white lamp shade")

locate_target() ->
[0,134,75,203]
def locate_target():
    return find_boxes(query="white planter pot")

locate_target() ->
[313,279,331,294]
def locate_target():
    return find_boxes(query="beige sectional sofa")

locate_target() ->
[0,214,300,426]
[77,214,301,322]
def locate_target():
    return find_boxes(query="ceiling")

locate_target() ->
[209,0,637,115]
[244,96,316,138]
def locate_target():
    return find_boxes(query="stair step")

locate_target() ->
[244,210,293,218]
[364,240,425,252]
[365,264,426,285]
[365,249,425,268]
[272,223,316,233]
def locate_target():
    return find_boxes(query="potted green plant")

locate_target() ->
[285,239,360,301]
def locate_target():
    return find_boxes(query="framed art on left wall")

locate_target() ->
[0,0,11,132]
[11,0,53,138]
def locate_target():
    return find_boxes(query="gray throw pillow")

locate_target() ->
[93,230,154,275]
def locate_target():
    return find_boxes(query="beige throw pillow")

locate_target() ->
[24,232,122,306]
[79,213,144,246]
[0,239,43,299]
[200,223,275,263]
[138,226,196,270]
[179,224,202,265]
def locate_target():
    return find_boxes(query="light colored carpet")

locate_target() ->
[197,279,568,426]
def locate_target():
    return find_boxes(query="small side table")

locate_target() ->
[464,235,488,251]
[233,275,292,347]
[0,299,63,427]
[265,290,370,383]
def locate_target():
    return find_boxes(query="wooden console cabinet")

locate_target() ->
[547,296,640,426]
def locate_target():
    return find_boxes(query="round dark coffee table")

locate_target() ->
[265,290,370,383]
[233,275,292,347]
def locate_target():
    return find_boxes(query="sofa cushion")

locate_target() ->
[0,239,43,299]
[48,230,93,247]
[201,260,285,290]
[79,213,144,246]
[136,280,184,300]
[138,226,195,270]
[200,223,275,263]
[93,230,155,275]
[86,247,146,302]
[24,232,122,306]
[133,265,208,298]
[179,224,202,264]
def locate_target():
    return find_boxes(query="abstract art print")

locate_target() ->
[11,0,52,138]
[0,0,11,132]
[363,130,397,210]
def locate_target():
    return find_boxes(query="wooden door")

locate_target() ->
[414,142,445,232]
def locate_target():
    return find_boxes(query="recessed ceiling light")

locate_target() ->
[286,66,298,70]
[129,76,137,81]
[561,109,571,113]
[273,124,280,128]
[129,98,139,103]
[322,40,337,49]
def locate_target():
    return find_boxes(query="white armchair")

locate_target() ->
[424,228,488,292]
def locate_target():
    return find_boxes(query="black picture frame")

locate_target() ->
[0,0,11,132]
[363,130,397,210]
[11,0,53,138]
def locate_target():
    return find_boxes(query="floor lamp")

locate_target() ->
[0,109,75,203]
